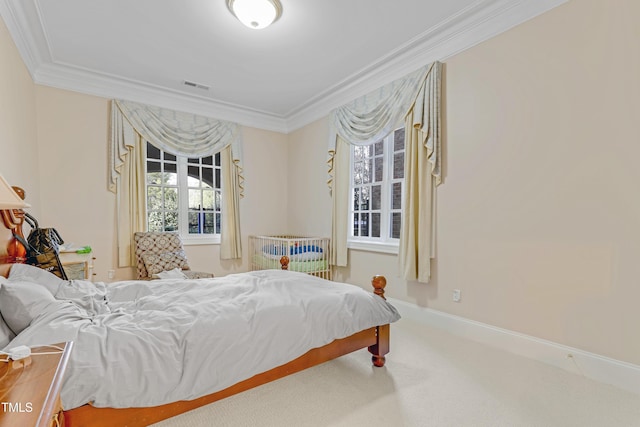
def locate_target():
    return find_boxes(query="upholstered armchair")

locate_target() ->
[133,232,214,280]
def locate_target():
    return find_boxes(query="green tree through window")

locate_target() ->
[146,142,222,239]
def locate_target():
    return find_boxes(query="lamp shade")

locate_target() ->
[227,0,282,30]
[0,174,29,209]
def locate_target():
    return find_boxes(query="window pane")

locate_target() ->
[147,168,162,186]
[361,213,369,237]
[354,162,363,185]
[353,188,360,211]
[215,191,222,211]
[353,214,359,236]
[148,211,163,232]
[164,163,177,185]
[202,156,213,166]
[215,213,221,232]
[188,157,199,164]
[165,211,178,232]
[360,186,370,210]
[375,157,383,182]
[215,168,221,189]
[374,141,384,155]
[188,212,199,234]
[394,128,405,151]
[147,143,161,159]
[188,166,200,186]
[391,212,402,239]
[371,185,381,210]
[215,152,221,167]
[362,159,372,184]
[188,189,201,210]
[203,190,214,210]
[392,182,402,210]
[164,152,176,162]
[372,213,380,238]
[354,146,364,161]
[203,212,215,234]
[147,187,162,210]
[202,168,213,189]
[147,159,161,173]
[164,188,178,210]
[394,153,404,179]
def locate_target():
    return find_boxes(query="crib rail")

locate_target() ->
[249,235,332,280]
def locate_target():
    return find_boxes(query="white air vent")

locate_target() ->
[183,80,209,91]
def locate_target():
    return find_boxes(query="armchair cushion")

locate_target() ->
[141,252,189,276]
[134,231,214,280]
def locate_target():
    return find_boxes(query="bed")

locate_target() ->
[0,213,399,427]
[249,235,332,279]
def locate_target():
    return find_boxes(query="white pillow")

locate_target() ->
[152,268,189,280]
[0,313,15,348]
[0,279,17,347]
[0,281,59,334]
[8,263,63,295]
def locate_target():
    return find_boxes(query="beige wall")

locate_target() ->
[286,117,332,236]
[288,0,640,366]
[0,18,40,220]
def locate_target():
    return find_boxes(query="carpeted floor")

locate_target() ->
[152,318,640,427]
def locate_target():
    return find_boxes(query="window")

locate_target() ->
[349,127,405,253]
[145,142,222,244]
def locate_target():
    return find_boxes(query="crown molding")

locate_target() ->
[285,0,569,132]
[0,0,50,74]
[2,0,567,134]
[34,61,289,133]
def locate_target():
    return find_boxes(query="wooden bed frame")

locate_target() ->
[0,195,391,427]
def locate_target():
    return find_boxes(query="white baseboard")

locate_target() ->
[388,298,640,396]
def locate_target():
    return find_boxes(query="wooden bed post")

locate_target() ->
[1,186,28,264]
[280,255,289,270]
[369,275,390,367]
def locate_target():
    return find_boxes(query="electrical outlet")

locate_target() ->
[108,269,115,279]
[452,289,461,302]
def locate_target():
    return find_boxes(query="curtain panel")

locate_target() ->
[327,62,442,283]
[109,100,244,265]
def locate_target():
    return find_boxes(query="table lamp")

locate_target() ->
[0,173,29,209]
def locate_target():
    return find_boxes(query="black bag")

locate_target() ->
[20,213,68,280]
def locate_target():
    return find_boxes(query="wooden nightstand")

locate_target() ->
[0,342,73,427]
[59,251,95,280]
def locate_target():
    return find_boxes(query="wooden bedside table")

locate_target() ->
[59,251,95,280]
[0,342,73,427]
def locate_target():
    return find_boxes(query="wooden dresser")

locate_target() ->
[0,342,73,427]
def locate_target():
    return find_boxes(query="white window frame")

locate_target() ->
[348,128,405,254]
[145,143,222,246]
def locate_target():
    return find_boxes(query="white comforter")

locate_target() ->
[6,270,400,409]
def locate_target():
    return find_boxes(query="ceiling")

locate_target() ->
[1,0,565,133]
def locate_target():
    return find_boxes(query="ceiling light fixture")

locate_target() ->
[226,0,282,30]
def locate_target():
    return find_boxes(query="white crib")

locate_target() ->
[249,235,332,280]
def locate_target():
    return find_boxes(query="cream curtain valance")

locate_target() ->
[327,62,441,188]
[108,99,243,195]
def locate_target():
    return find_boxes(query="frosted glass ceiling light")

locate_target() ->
[227,0,282,30]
